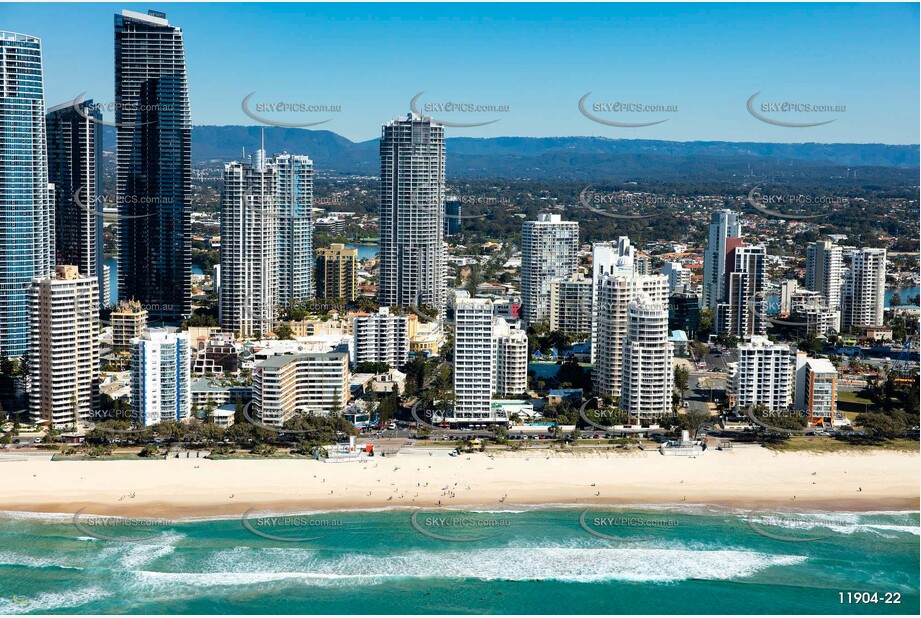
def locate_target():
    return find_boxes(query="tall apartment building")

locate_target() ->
[28,266,99,428]
[131,328,192,426]
[805,240,843,311]
[493,318,528,396]
[620,296,674,420]
[253,351,349,426]
[794,353,837,425]
[661,261,692,293]
[219,149,278,337]
[0,31,55,357]
[842,248,886,328]
[729,336,793,412]
[702,210,741,310]
[717,244,767,337]
[102,263,111,307]
[317,243,358,302]
[593,268,669,397]
[453,298,495,421]
[46,99,105,304]
[590,237,636,364]
[378,114,446,313]
[275,154,314,304]
[549,274,593,335]
[115,9,191,321]
[520,213,579,324]
[110,300,148,353]
[350,307,410,369]
[779,279,799,314]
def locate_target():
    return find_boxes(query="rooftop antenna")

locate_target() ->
[261,127,265,154]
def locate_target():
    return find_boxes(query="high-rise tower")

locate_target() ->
[378,114,446,314]
[46,100,104,304]
[0,32,55,356]
[115,9,191,321]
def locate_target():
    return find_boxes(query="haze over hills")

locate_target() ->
[102,125,919,181]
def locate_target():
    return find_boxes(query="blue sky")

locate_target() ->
[2,2,918,144]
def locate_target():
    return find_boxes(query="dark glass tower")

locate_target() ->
[0,32,55,357]
[46,100,105,305]
[115,9,191,321]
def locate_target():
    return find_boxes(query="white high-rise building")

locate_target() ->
[702,210,741,310]
[806,240,843,311]
[661,261,692,293]
[729,336,793,412]
[378,114,446,314]
[842,248,886,328]
[493,318,528,396]
[28,266,99,428]
[620,296,674,420]
[131,329,192,427]
[590,237,635,364]
[520,213,579,325]
[275,154,314,304]
[593,268,669,397]
[0,32,55,357]
[351,307,410,369]
[219,149,278,338]
[453,298,496,421]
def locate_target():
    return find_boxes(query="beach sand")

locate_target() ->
[0,446,917,519]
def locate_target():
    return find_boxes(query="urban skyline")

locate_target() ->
[0,4,917,616]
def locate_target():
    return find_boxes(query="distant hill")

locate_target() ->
[101,125,919,181]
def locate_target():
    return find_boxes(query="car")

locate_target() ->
[593,434,600,439]
[33,437,42,444]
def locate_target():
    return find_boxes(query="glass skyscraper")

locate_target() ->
[115,9,191,321]
[0,32,55,357]
[46,99,105,306]
[378,114,446,314]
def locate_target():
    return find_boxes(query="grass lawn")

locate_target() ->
[836,390,873,405]
[767,437,919,453]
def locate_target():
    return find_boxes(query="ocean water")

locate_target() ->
[0,506,917,615]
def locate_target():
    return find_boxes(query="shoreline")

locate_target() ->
[1,448,918,520]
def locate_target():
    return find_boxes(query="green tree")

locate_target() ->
[274,323,294,340]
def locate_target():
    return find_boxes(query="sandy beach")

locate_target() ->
[0,447,917,519]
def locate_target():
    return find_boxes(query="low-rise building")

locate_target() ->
[253,351,350,426]
[110,300,147,353]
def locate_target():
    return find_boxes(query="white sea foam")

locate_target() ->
[0,586,111,614]
[129,546,807,588]
[0,551,83,570]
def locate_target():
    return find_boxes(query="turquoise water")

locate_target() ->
[345,243,379,260]
[0,507,917,614]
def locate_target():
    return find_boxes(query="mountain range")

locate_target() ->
[102,125,919,181]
